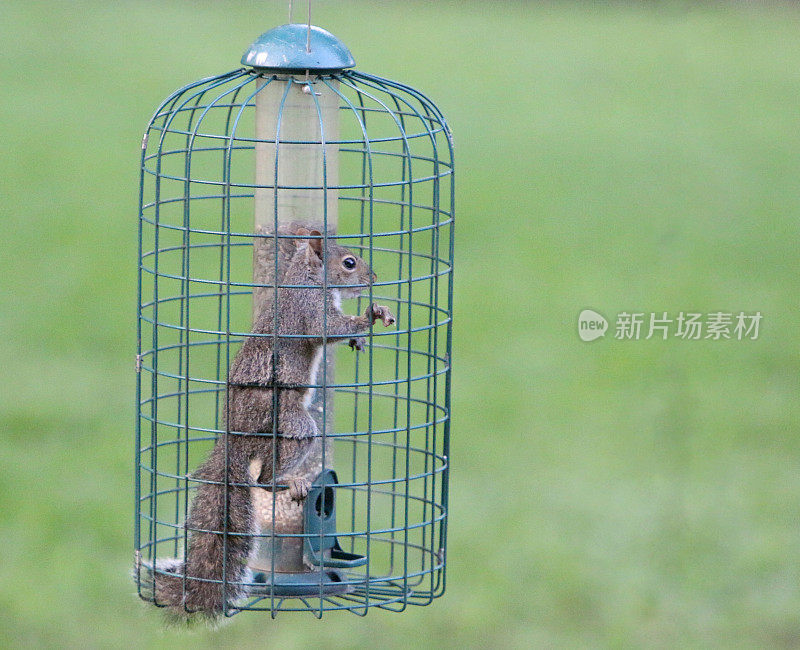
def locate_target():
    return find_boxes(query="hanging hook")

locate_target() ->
[306,0,312,53]
[302,3,319,99]
[288,0,293,23]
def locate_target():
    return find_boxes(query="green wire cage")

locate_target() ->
[134,23,454,617]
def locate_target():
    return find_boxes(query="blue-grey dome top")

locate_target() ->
[242,24,355,71]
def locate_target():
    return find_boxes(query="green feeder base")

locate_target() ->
[249,568,352,597]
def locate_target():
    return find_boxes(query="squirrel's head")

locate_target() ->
[293,228,377,297]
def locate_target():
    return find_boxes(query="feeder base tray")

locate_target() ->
[248,569,353,597]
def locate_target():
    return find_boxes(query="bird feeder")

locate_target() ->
[134,21,454,617]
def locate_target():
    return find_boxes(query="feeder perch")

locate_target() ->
[303,469,368,570]
[135,18,454,617]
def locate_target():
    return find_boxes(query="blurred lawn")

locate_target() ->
[2,1,800,647]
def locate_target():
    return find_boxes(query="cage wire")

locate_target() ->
[135,25,454,618]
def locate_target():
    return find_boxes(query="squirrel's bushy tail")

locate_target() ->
[140,444,255,622]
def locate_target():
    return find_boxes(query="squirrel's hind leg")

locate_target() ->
[255,398,317,502]
[277,394,319,440]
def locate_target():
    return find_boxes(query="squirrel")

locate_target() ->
[144,227,395,621]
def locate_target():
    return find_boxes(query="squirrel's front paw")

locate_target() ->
[369,303,396,327]
[287,477,311,502]
[349,337,366,352]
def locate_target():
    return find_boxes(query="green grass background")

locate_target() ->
[2,1,800,647]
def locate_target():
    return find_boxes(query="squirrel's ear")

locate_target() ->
[307,229,323,259]
[293,227,310,249]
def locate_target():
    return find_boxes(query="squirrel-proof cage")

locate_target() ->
[134,23,454,617]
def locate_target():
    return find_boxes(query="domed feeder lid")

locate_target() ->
[242,24,355,71]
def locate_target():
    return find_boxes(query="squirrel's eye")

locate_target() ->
[342,256,357,270]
